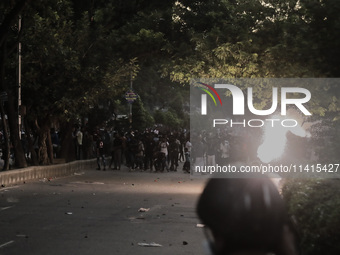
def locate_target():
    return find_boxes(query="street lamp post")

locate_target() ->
[18,15,22,139]
[129,72,132,124]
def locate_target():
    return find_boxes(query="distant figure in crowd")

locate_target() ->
[144,133,156,171]
[219,138,230,165]
[179,133,186,162]
[159,137,169,170]
[206,135,217,168]
[76,126,83,160]
[185,138,192,153]
[169,136,180,171]
[110,132,122,170]
[196,177,298,255]
[96,135,106,170]
[135,136,145,170]
[127,135,138,170]
[182,147,190,173]
[51,128,60,158]
[192,135,205,169]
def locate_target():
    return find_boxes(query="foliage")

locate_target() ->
[309,118,340,163]
[282,178,340,255]
[132,97,154,131]
[21,0,79,119]
[153,108,183,129]
[1,0,340,166]
[21,0,139,124]
[0,5,340,255]
[154,109,165,125]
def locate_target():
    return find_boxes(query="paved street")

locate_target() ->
[0,164,207,255]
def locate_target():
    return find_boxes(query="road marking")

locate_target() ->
[0,240,14,249]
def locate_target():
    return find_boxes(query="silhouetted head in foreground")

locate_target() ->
[196,178,298,255]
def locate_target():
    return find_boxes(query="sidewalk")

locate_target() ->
[0,159,195,187]
[0,159,98,187]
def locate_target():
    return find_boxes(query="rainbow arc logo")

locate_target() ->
[197,82,222,108]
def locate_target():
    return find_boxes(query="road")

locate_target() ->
[0,165,207,255]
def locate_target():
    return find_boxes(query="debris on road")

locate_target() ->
[16,234,28,238]
[128,216,145,221]
[74,172,85,176]
[196,223,205,228]
[138,208,150,212]
[138,242,162,247]
[0,240,14,249]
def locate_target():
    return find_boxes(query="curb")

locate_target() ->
[0,159,97,186]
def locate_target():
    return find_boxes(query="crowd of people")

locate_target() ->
[15,123,237,173]
[65,125,237,173]
[69,126,192,172]
[93,129,192,172]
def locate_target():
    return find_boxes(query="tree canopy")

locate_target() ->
[0,0,339,167]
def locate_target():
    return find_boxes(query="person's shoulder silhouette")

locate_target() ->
[196,177,298,255]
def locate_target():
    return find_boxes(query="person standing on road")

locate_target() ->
[135,137,145,170]
[196,177,298,255]
[159,137,169,171]
[219,138,230,166]
[96,136,106,170]
[192,135,205,170]
[110,132,122,170]
[127,135,138,170]
[76,127,83,160]
[169,136,180,171]
[179,133,186,162]
[182,147,190,173]
[206,135,217,168]
[185,138,192,153]
[144,133,156,171]
[51,128,60,159]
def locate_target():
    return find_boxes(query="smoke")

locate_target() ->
[257,111,309,163]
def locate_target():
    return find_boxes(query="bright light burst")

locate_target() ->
[257,115,308,163]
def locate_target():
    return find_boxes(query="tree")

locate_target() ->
[19,0,139,164]
[131,97,154,131]
[1,0,339,168]
[0,0,31,169]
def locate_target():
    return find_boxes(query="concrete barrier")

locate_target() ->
[0,159,98,186]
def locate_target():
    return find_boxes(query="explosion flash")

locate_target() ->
[257,114,309,163]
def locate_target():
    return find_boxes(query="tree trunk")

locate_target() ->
[0,102,10,171]
[47,128,53,164]
[60,122,76,163]
[0,43,10,171]
[24,116,38,165]
[6,90,27,168]
[0,1,29,169]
